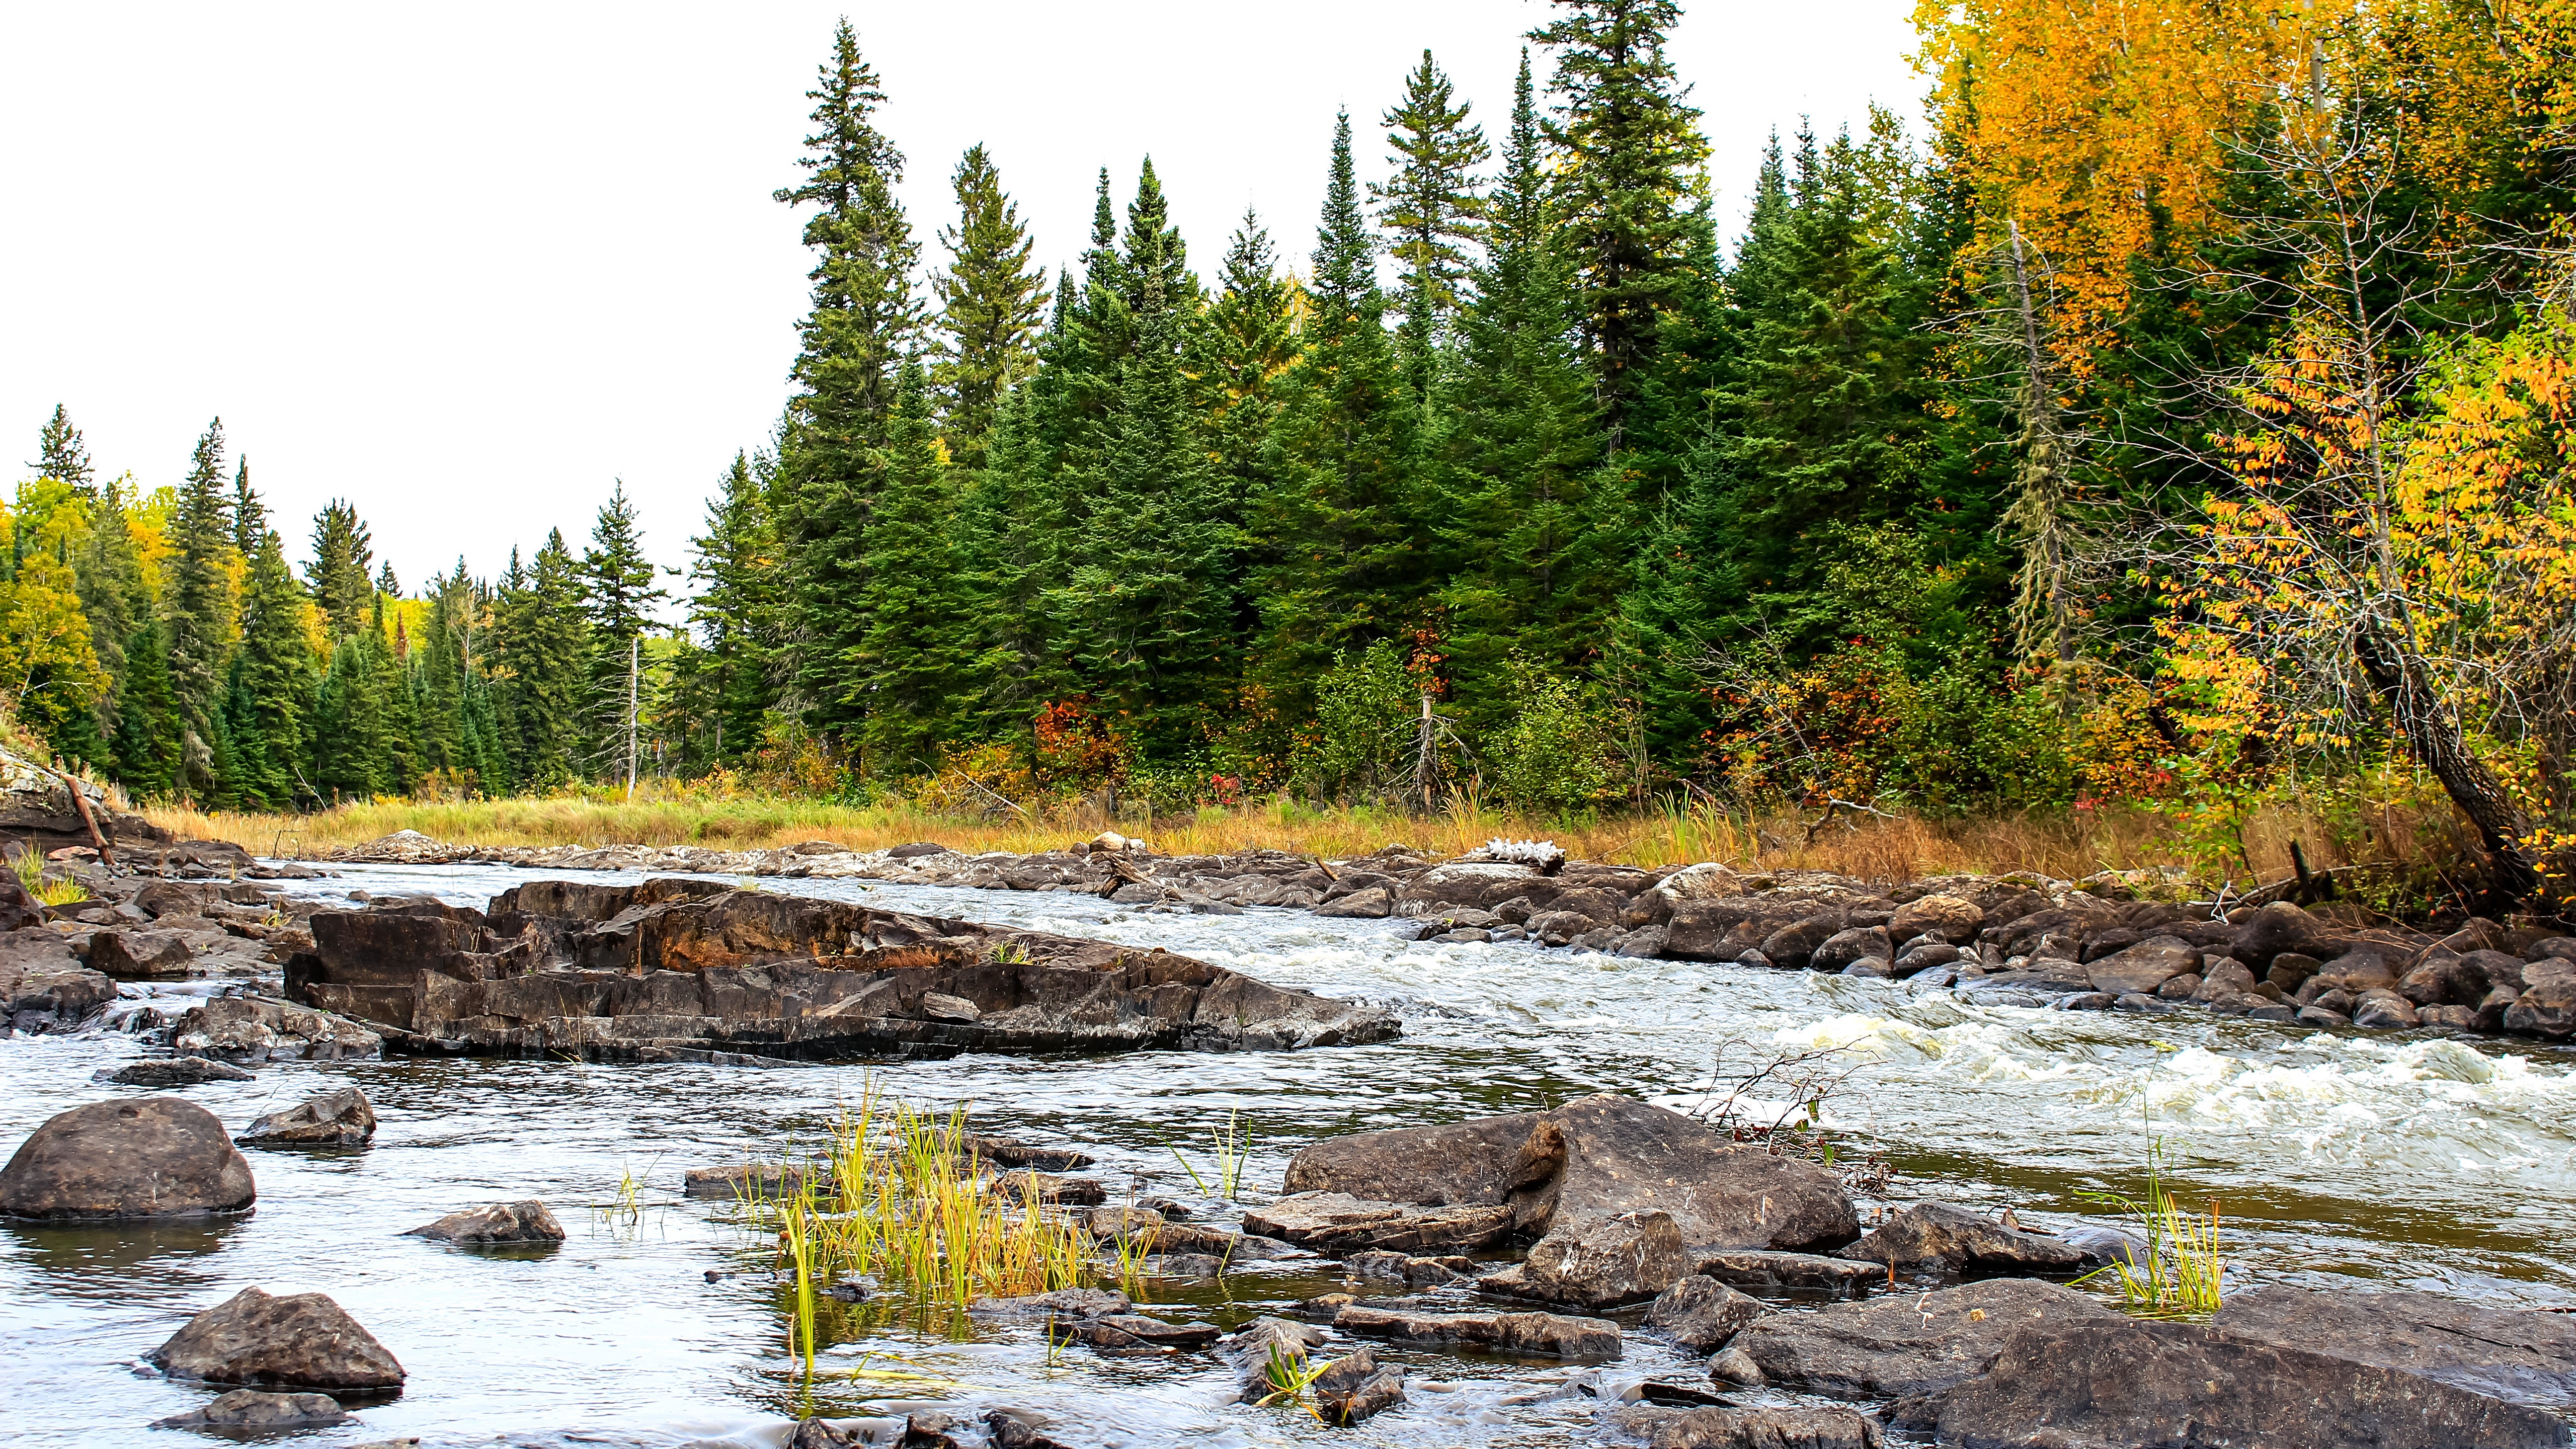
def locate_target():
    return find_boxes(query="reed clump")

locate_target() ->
[11,847,86,906]
[2077,1140,2228,1319]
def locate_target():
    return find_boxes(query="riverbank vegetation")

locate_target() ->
[20,0,2576,915]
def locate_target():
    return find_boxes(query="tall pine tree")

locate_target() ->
[931,145,1049,473]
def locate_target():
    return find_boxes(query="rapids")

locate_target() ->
[5,861,2573,1447]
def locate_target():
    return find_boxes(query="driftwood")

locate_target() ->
[1802,798,1902,844]
[46,763,113,867]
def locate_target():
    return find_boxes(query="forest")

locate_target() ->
[13,0,2576,904]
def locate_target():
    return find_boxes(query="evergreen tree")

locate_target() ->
[311,633,385,802]
[1530,0,1710,445]
[1370,49,1490,377]
[307,499,375,638]
[31,405,94,496]
[931,145,1049,471]
[73,473,148,747]
[579,481,668,769]
[856,364,970,767]
[493,529,587,788]
[232,527,314,807]
[685,451,782,763]
[164,417,237,798]
[113,617,181,797]
[232,458,265,559]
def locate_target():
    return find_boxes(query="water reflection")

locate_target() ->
[0,1215,246,1289]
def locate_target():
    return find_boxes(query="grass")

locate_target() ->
[2076,1139,2228,1318]
[1255,1341,1336,1419]
[1162,1108,1249,1200]
[11,847,86,906]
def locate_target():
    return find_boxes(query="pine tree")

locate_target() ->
[307,499,375,638]
[856,364,970,767]
[686,451,782,763]
[1371,49,1490,379]
[31,405,94,496]
[311,633,385,802]
[931,145,1049,472]
[579,481,667,769]
[113,617,181,797]
[493,529,588,787]
[232,527,314,807]
[1530,0,1711,446]
[165,417,237,799]
[1191,215,1302,578]
[73,473,148,748]
[232,458,265,559]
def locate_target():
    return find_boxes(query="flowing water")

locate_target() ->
[7,863,2576,1448]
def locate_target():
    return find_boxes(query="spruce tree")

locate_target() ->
[1530,0,1710,446]
[233,527,314,807]
[31,405,94,496]
[306,499,375,638]
[74,473,149,749]
[856,363,970,768]
[686,451,782,762]
[232,458,265,559]
[493,529,588,787]
[113,617,181,797]
[931,145,1049,472]
[164,417,237,799]
[1371,49,1490,380]
[579,481,667,769]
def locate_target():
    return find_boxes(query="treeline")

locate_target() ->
[22,0,2576,890]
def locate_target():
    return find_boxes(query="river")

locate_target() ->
[6,862,2574,1447]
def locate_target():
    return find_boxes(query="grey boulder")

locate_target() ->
[101,1056,255,1087]
[149,1389,352,1430]
[1833,1202,2089,1274]
[1240,1192,1513,1254]
[1647,1406,1881,1449]
[1509,1094,1858,1251]
[148,1286,406,1391]
[1477,1209,1693,1309]
[2213,1282,2576,1409]
[1731,1278,2121,1399]
[403,1199,565,1244]
[1642,1274,1767,1351]
[0,1097,255,1220]
[235,1087,376,1146]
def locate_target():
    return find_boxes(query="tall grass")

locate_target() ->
[1163,1109,1248,1200]
[2077,1140,2228,1318]
[10,847,86,906]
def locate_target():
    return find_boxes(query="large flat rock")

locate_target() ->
[1240,1192,1513,1253]
[287,882,1397,1059]
[1732,1278,2121,1399]
[2213,1283,2576,1409]
[1509,1094,1857,1250]
[1281,1113,1541,1205]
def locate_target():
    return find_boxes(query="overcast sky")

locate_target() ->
[0,0,1922,605]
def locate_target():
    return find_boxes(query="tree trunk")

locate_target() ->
[2351,619,2538,897]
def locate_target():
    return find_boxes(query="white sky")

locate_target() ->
[0,0,1923,605]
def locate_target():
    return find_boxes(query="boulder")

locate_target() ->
[0,929,114,1035]
[1887,1317,2568,1449]
[2353,990,2422,1029]
[2212,1283,2576,1409]
[965,1135,1095,1171]
[1760,915,1846,971]
[1731,1278,2122,1399]
[1343,1249,1473,1287]
[1508,1094,1858,1251]
[1479,1209,1694,1309]
[148,1389,351,1431]
[2084,935,2199,995]
[88,928,195,979]
[968,1287,1132,1322]
[682,1162,829,1200]
[1314,886,1394,919]
[1047,1312,1223,1351]
[0,1097,255,1220]
[171,996,384,1064]
[1530,909,1599,946]
[992,1170,1105,1206]
[1239,1192,1513,1254]
[1889,894,1985,945]
[1832,1202,2088,1275]
[1811,926,1893,974]
[2234,900,2334,966]
[1696,1249,1882,1292]
[1647,1407,1882,1449]
[1642,1274,1767,1351]
[1281,1112,1539,1205]
[403,1199,565,1244]
[102,1056,255,1086]
[236,1087,377,1147]
[1663,896,1828,963]
[1312,1346,1406,1425]
[2507,977,2576,1039]
[148,1286,406,1391]
[1223,1316,1330,1401]
[1333,1304,1622,1360]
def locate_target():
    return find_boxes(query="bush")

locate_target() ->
[1485,656,1622,814]
[1306,641,1416,805]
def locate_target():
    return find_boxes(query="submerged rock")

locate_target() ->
[1333,1304,1622,1360]
[148,1286,405,1391]
[682,1162,829,1200]
[1478,1209,1693,1309]
[1242,1192,1514,1254]
[402,1199,564,1244]
[1888,1317,2569,1449]
[2212,1283,2576,1409]
[100,1056,255,1086]
[0,1097,255,1220]
[1344,1248,1474,1286]
[1046,1312,1222,1351]
[1833,1201,2088,1274]
[1647,1406,1882,1449]
[1695,1249,1882,1292]
[148,1389,351,1431]
[1730,1278,2121,1400]
[236,1087,377,1147]
[969,1288,1131,1321]
[1642,1274,1768,1352]
[1312,1346,1407,1425]
[1223,1316,1330,1401]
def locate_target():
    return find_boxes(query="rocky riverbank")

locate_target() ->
[326,829,2576,1045]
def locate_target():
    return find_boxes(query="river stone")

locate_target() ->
[682,1162,829,1200]
[1811,926,1893,974]
[1647,1406,1882,1449]
[1732,1278,2122,1399]
[1509,1094,1858,1251]
[966,1135,1096,1171]
[1333,1304,1623,1360]
[172,996,385,1064]
[1760,915,1846,971]
[1281,1112,1539,1205]
[0,930,115,1035]
[88,928,195,979]
[969,1287,1131,1321]
[1312,1346,1406,1424]
[2353,990,2422,1029]
[1662,896,1824,963]
[1832,1201,2088,1274]
[1697,1248,1882,1292]
[2212,1283,2576,1408]
[1344,1249,1473,1286]
[148,1286,406,1391]
[1530,909,1600,946]
[2233,900,2334,966]
[403,1199,565,1243]
[1478,1209,1693,1309]
[2085,935,2198,995]
[1224,1316,1330,1400]
[1048,1312,1222,1350]
[0,1097,256,1220]
[235,1087,377,1146]
[993,1169,1104,1206]
[103,1056,255,1086]
[1887,1317,2570,1449]
[149,1388,352,1430]
[2507,977,2576,1038]
[1239,1192,1513,1253]
[1642,1274,1767,1351]
[1314,886,1394,918]
[1889,894,1984,945]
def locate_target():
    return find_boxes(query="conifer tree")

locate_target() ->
[311,633,385,802]
[686,451,782,762]
[1371,49,1490,377]
[856,364,970,767]
[232,458,265,559]
[931,145,1049,471]
[579,481,667,766]
[31,405,93,496]
[164,417,237,798]
[232,527,313,807]
[1530,0,1710,445]
[113,617,180,797]
[307,500,375,638]
[493,529,587,788]
[73,473,148,746]
[1192,215,1302,552]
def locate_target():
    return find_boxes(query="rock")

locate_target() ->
[965,1136,1095,1171]
[918,991,981,1023]
[1732,1278,2121,1399]
[1048,1312,1223,1351]
[1887,1317,2569,1449]
[2234,900,2333,966]
[170,996,384,1064]
[1315,886,1394,919]
[2084,935,2199,995]
[2507,977,2576,1039]
[2352,990,2421,1029]
[403,1199,565,1244]
[0,929,114,1035]
[0,1097,255,1220]
[1696,1249,1882,1292]
[235,1087,377,1147]
[2212,1283,2576,1409]
[1813,926,1894,973]
[992,1170,1104,1206]
[1242,1192,1515,1254]
[1760,915,1847,971]
[88,928,195,979]
[1889,894,1984,944]
[1312,1347,1407,1424]
[1282,1112,1539,1205]
[1507,1094,1858,1250]
[2298,1005,2353,1027]
[102,1056,255,1086]
[1334,1304,1623,1360]
[1832,1202,2088,1274]
[1478,1209,1694,1309]
[1344,1248,1474,1286]
[1663,896,1830,963]
[968,1287,1131,1321]
[1617,927,1670,958]
[682,1162,828,1200]
[1223,1316,1330,1400]
[1643,1274,1767,1351]
[1707,1345,1766,1386]
[1530,909,1599,946]
[148,1389,351,1431]
[1647,1406,1882,1449]
[148,1286,406,1391]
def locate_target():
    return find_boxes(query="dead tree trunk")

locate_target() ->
[2351,618,2538,897]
